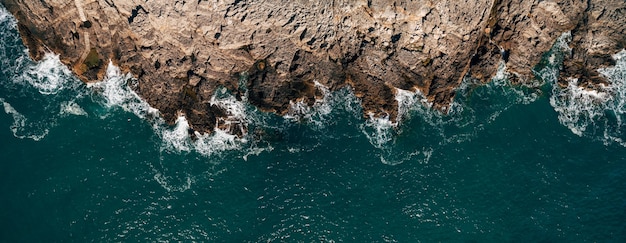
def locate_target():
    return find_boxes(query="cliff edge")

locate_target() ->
[1,0,624,134]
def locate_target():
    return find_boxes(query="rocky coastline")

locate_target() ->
[1,0,624,134]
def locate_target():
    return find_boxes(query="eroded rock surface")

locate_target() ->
[1,0,624,134]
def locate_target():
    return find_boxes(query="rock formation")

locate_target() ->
[1,0,624,134]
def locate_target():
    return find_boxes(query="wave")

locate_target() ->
[88,62,255,153]
[87,62,159,119]
[395,88,432,122]
[6,2,621,174]
[545,30,626,145]
[210,86,250,138]
[86,62,251,156]
[158,114,247,158]
[60,101,88,116]
[534,32,571,85]
[550,50,626,145]
[0,51,87,141]
[360,50,550,165]
[362,113,396,148]
[1,8,28,81]
[21,54,76,95]
[284,81,361,129]
[360,88,439,165]
[84,62,270,191]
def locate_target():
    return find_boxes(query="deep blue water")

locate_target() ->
[2,6,626,242]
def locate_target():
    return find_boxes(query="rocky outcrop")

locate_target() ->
[1,0,624,134]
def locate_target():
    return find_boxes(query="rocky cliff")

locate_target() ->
[1,0,624,134]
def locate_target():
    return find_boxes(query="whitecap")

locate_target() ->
[361,47,553,165]
[88,61,159,119]
[193,127,244,157]
[210,86,249,136]
[534,32,571,88]
[395,87,431,122]
[243,144,273,161]
[60,101,88,116]
[550,78,610,136]
[161,115,193,153]
[0,51,87,141]
[139,93,247,158]
[550,47,626,144]
[88,62,253,160]
[20,53,75,95]
[360,112,435,165]
[284,81,334,128]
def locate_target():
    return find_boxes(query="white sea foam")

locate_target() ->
[550,78,609,136]
[88,63,248,156]
[360,88,441,165]
[20,54,75,95]
[361,111,435,165]
[194,128,244,157]
[489,61,542,105]
[0,5,15,27]
[161,115,193,152]
[191,86,254,157]
[84,62,259,191]
[60,101,88,116]
[598,50,626,114]
[284,81,334,128]
[362,113,396,148]
[88,62,159,119]
[395,88,431,121]
[243,144,273,161]
[550,49,626,144]
[89,63,250,157]
[534,32,571,85]
[210,87,249,137]
[0,98,49,141]
[361,45,557,165]
[0,51,83,141]
[361,86,444,152]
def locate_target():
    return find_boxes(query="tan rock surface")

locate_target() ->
[1,0,624,134]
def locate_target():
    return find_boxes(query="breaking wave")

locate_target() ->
[359,54,545,165]
[359,88,437,165]
[284,81,361,129]
[86,62,261,190]
[88,62,159,119]
[0,53,87,141]
[545,30,626,146]
[87,62,253,157]
[21,54,76,95]
[550,50,626,145]
[60,101,88,117]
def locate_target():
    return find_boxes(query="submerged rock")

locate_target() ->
[1,0,624,134]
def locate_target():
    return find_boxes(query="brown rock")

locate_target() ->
[1,0,624,134]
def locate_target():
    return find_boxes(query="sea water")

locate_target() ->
[1,6,626,242]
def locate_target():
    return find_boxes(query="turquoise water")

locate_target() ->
[2,7,626,242]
